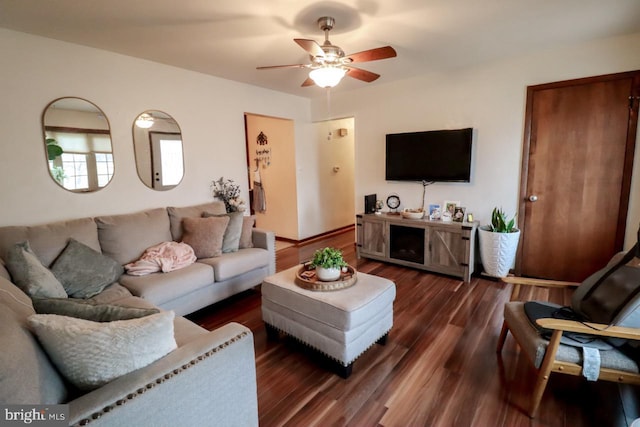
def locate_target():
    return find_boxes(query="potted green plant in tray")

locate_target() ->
[311,247,348,281]
[478,207,521,278]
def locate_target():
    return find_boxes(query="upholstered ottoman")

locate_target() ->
[261,265,395,378]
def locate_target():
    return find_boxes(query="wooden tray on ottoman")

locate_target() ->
[295,265,357,291]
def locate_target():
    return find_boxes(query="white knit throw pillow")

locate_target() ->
[28,311,177,390]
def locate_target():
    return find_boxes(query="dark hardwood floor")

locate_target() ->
[187,229,640,426]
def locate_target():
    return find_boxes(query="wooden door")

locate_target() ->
[517,71,640,281]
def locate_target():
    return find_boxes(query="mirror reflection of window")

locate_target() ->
[42,98,114,192]
[132,110,184,191]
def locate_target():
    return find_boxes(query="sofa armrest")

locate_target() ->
[252,228,276,275]
[67,322,258,427]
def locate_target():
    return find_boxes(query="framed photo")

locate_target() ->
[428,204,441,220]
[453,206,466,222]
[443,200,459,217]
[442,200,459,222]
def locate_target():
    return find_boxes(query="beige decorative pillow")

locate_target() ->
[202,211,244,253]
[167,202,227,241]
[181,216,229,258]
[28,311,177,390]
[239,216,256,249]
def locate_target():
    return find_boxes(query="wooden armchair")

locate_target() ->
[497,276,640,418]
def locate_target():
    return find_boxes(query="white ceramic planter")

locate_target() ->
[478,227,521,278]
[316,267,341,281]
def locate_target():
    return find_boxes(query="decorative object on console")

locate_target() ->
[453,207,466,223]
[364,194,377,214]
[310,247,348,282]
[386,194,401,214]
[428,204,441,220]
[401,208,424,219]
[375,199,384,214]
[478,207,520,277]
[442,200,459,222]
[211,177,246,213]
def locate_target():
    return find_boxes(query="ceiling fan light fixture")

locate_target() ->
[309,66,347,88]
[135,113,154,129]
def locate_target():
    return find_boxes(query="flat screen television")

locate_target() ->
[385,128,473,182]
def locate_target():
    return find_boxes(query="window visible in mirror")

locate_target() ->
[42,97,114,192]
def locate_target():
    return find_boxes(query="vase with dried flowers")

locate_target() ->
[211,177,246,213]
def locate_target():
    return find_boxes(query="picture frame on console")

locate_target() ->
[443,200,459,222]
[428,204,441,220]
[453,207,466,222]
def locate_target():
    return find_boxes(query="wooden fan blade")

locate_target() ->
[301,77,315,87]
[294,38,325,57]
[346,67,380,83]
[346,46,397,63]
[256,64,308,70]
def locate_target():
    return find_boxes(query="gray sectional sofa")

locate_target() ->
[0,201,275,426]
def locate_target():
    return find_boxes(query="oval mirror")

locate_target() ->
[43,97,114,192]
[132,110,184,190]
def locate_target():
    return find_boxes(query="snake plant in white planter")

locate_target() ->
[478,207,521,277]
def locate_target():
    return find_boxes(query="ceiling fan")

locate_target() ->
[257,16,397,88]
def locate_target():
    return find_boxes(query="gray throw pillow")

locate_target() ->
[50,238,124,299]
[33,298,159,322]
[202,211,244,253]
[5,241,67,299]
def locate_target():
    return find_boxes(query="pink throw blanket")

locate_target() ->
[125,241,197,276]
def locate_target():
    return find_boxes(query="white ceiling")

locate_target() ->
[2,0,640,98]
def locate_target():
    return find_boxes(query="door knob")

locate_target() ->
[528,195,538,202]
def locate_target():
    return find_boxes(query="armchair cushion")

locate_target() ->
[504,301,639,373]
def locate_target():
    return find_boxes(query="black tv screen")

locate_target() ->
[385,128,473,182]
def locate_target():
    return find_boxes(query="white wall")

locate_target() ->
[0,29,311,226]
[299,117,355,239]
[313,31,640,249]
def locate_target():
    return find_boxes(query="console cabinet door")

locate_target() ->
[426,226,465,276]
[358,217,386,257]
